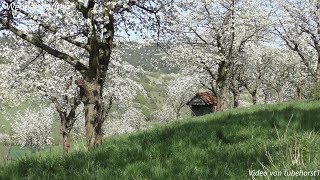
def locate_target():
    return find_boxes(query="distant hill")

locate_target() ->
[2,101,320,179]
[117,44,179,74]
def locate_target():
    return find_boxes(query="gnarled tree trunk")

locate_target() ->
[77,78,105,149]
[75,12,114,149]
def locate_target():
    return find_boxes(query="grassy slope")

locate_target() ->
[1,101,320,179]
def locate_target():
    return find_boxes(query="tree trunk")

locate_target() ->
[79,12,114,149]
[174,106,182,120]
[78,80,105,149]
[263,90,269,104]
[84,97,103,148]
[176,111,181,120]
[94,120,103,146]
[276,91,283,103]
[215,95,221,112]
[60,116,73,154]
[52,97,79,154]
[252,93,257,105]
[210,89,222,112]
[232,91,240,108]
[251,90,257,105]
[316,54,320,82]
[84,103,95,148]
[294,86,302,100]
[62,132,71,154]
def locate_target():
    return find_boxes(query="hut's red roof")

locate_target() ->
[187,91,217,105]
[196,92,217,105]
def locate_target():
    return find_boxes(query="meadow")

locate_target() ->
[1,100,320,179]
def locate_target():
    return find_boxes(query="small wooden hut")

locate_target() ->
[187,91,217,116]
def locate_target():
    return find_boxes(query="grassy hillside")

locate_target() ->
[1,101,320,179]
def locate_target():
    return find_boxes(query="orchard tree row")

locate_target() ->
[0,0,319,153]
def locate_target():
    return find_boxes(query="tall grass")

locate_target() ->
[1,100,320,179]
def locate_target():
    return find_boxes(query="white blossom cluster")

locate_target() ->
[0,133,11,145]
[101,48,148,136]
[165,74,199,119]
[273,0,320,81]
[71,103,85,139]
[11,107,55,151]
[103,46,147,107]
[151,104,176,123]
[104,108,146,137]
[0,40,82,115]
[0,64,23,107]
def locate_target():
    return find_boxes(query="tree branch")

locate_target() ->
[0,18,88,73]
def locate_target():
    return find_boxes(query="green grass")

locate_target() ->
[0,142,87,166]
[0,144,10,165]
[1,100,320,179]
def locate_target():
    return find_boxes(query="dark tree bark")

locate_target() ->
[263,89,269,104]
[52,97,80,154]
[276,90,283,103]
[232,90,240,108]
[176,111,181,120]
[249,89,257,105]
[62,132,71,154]
[252,92,257,105]
[216,95,222,112]
[294,86,302,100]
